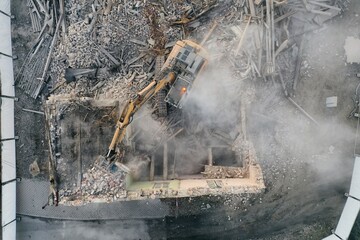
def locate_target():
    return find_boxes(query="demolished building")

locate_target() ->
[13,0,350,216]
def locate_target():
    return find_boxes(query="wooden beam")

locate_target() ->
[208,148,213,166]
[235,16,252,56]
[150,154,155,181]
[248,0,256,17]
[163,143,168,180]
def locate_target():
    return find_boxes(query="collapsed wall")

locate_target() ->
[44,94,264,205]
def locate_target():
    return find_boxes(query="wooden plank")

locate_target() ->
[287,97,319,125]
[308,0,341,11]
[274,10,297,23]
[77,123,82,188]
[293,33,305,92]
[150,154,155,181]
[22,108,45,115]
[34,14,64,98]
[200,21,218,45]
[235,16,252,56]
[127,53,146,66]
[59,0,66,41]
[248,0,256,17]
[99,46,121,65]
[35,0,50,18]
[163,143,168,180]
[130,39,148,47]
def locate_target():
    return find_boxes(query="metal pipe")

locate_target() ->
[0,51,12,58]
[150,154,155,181]
[0,9,12,18]
[287,97,319,126]
[22,108,45,115]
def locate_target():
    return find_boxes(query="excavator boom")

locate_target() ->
[107,72,176,157]
[106,40,208,159]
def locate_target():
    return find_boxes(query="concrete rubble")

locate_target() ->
[344,36,360,64]
[29,160,40,177]
[60,159,128,205]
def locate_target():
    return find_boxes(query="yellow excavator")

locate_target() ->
[106,40,208,158]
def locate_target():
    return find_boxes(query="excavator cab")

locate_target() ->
[164,42,207,108]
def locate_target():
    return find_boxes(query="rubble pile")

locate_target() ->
[57,1,149,69]
[59,164,127,205]
[26,0,350,204]
[79,164,127,202]
[50,0,218,99]
[18,0,349,101]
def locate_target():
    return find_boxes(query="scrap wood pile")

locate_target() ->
[203,0,349,96]
[16,0,66,98]
[49,0,218,101]
[16,0,349,101]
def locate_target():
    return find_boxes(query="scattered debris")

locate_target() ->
[27,0,42,32]
[22,108,45,115]
[326,96,338,108]
[29,160,40,177]
[16,0,346,101]
[64,68,98,83]
[202,165,247,179]
[344,36,360,64]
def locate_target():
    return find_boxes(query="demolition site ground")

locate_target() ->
[9,0,360,239]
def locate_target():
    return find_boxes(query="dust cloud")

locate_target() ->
[183,63,242,133]
[127,58,247,176]
[176,61,246,173]
[248,83,355,187]
[132,105,165,146]
[128,32,355,185]
[17,217,151,240]
[68,220,150,240]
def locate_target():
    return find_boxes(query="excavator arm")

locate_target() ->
[106,39,209,159]
[107,72,176,157]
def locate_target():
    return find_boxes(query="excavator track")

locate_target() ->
[155,55,168,117]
